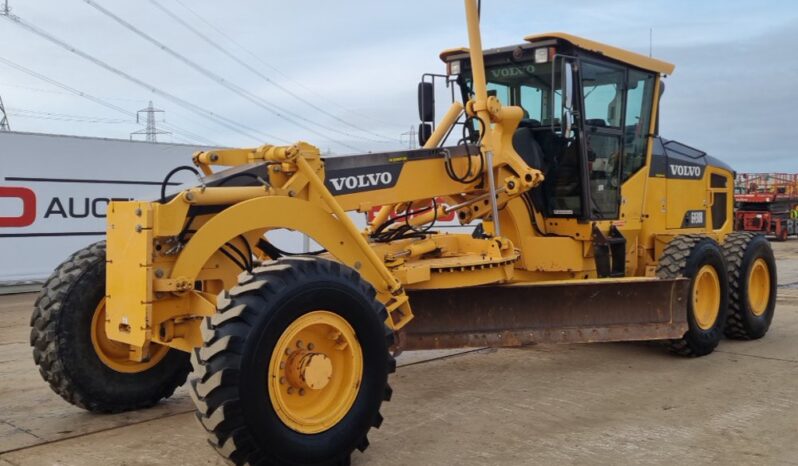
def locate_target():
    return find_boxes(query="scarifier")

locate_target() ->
[30,1,777,464]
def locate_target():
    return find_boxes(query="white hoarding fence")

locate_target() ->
[0,131,209,284]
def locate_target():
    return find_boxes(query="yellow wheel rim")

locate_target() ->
[748,258,771,316]
[692,264,721,330]
[268,310,363,434]
[90,299,169,373]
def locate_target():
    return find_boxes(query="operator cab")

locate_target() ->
[435,33,673,221]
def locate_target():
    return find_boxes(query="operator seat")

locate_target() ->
[513,119,544,169]
[553,139,581,199]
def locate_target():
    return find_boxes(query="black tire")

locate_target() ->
[190,257,395,466]
[30,241,192,413]
[657,235,730,357]
[722,232,777,339]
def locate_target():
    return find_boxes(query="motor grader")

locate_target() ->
[30,1,777,464]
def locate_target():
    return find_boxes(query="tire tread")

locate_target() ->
[656,235,725,357]
[722,232,775,339]
[30,241,190,413]
[190,257,395,466]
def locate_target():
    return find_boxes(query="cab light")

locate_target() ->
[534,48,549,64]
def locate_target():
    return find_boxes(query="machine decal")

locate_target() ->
[552,209,574,215]
[489,64,536,79]
[667,163,704,179]
[325,164,403,195]
[681,209,706,228]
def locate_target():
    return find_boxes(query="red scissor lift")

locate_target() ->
[735,173,798,241]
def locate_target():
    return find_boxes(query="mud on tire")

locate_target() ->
[190,257,395,466]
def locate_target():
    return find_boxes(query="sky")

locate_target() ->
[0,0,796,171]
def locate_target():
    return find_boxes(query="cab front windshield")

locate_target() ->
[465,61,563,126]
[462,59,582,216]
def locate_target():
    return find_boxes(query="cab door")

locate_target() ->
[578,60,626,220]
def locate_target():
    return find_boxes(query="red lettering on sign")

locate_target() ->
[0,186,37,227]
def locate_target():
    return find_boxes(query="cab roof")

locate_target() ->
[440,32,675,76]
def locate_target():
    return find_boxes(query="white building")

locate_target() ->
[0,131,212,288]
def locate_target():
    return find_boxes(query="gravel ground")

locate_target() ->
[1,241,797,465]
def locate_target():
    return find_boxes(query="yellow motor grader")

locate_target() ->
[31,1,776,464]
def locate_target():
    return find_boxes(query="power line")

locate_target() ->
[82,0,367,151]
[0,81,148,103]
[0,11,284,145]
[148,0,397,143]
[0,56,217,145]
[8,107,131,124]
[8,82,221,140]
[171,0,401,131]
[10,113,126,124]
[0,57,210,143]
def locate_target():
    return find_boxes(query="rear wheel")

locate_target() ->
[723,233,777,339]
[190,257,395,466]
[657,235,730,356]
[30,241,191,412]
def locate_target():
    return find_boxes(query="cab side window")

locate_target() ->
[623,70,656,180]
[582,63,625,128]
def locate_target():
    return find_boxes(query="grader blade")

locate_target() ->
[402,278,689,350]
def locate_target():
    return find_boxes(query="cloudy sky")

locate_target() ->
[0,0,796,171]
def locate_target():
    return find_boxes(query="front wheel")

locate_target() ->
[30,241,191,412]
[190,257,395,466]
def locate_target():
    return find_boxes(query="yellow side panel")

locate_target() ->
[522,235,585,272]
[666,179,707,229]
[106,201,153,348]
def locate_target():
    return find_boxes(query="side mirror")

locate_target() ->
[418,82,435,122]
[563,61,573,110]
[562,61,575,140]
[418,123,432,147]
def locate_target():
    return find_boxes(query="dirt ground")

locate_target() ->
[1,242,798,466]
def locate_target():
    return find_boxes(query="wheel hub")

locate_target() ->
[268,311,363,434]
[692,264,721,330]
[748,258,771,316]
[286,351,333,390]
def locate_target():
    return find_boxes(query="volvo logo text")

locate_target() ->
[329,172,393,192]
[669,164,702,178]
[489,65,536,79]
